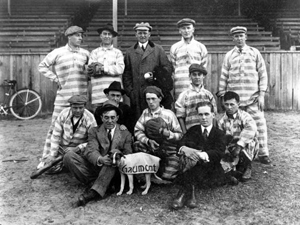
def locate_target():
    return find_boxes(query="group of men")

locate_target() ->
[36,18,271,210]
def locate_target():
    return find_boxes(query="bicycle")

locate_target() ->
[0,80,42,120]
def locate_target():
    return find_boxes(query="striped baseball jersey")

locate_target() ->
[89,45,125,104]
[134,107,183,145]
[218,45,268,106]
[175,84,217,130]
[218,109,258,160]
[170,37,208,100]
[38,44,90,106]
[49,107,97,157]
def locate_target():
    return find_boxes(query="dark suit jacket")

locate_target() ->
[123,41,172,121]
[178,125,226,164]
[84,124,133,166]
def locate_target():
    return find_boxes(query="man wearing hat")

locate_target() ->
[170,18,208,101]
[94,81,134,133]
[134,86,183,181]
[217,26,271,165]
[88,23,125,109]
[63,100,133,206]
[123,22,173,124]
[39,25,90,166]
[175,63,217,134]
[37,95,97,174]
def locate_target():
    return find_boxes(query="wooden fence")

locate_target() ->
[0,51,299,115]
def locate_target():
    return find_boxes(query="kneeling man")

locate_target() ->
[171,101,226,210]
[64,100,133,206]
[218,91,258,183]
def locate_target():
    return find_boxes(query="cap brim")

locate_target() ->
[97,28,118,37]
[103,88,126,95]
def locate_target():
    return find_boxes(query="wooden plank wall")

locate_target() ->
[0,52,299,115]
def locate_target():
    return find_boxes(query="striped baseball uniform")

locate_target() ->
[218,109,259,161]
[218,45,269,157]
[89,45,125,105]
[170,37,207,100]
[39,44,90,156]
[134,107,183,180]
[175,84,217,130]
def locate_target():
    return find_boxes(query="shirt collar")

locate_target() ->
[100,44,113,50]
[148,106,162,115]
[139,41,148,48]
[66,44,80,52]
[226,112,237,119]
[180,37,195,44]
[190,83,204,91]
[233,44,249,53]
[201,124,213,135]
[107,125,116,137]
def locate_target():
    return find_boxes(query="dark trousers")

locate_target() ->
[63,151,116,197]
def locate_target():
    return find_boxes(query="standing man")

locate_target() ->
[217,26,271,164]
[37,95,97,173]
[38,26,90,163]
[170,18,208,100]
[94,81,134,133]
[88,23,125,110]
[64,101,133,207]
[171,102,226,210]
[123,22,173,124]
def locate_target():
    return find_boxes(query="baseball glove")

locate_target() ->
[145,117,168,144]
[87,62,102,78]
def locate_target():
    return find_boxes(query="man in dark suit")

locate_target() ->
[63,101,132,207]
[123,22,173,124]
[171,101,226,210]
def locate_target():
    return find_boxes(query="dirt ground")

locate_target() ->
[0,111,300,225]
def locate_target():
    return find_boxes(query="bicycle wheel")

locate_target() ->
[9,89,42,120]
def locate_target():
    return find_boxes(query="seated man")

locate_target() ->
[134,86,183,181]
[37,95,97,173]
[94,81,134,133]
[218,91,259,183]
[171,101,226,210]
[63,100,133,207]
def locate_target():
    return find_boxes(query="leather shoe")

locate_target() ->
[186,185,197,208]
[259,156,271,165]
[76,189,100,207]
[227,175,239,185]
[241,167,252,182]
[170,188,186,210]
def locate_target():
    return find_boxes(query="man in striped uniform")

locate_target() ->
[218,91,259,183]
[38,26,90,164]
[134,86,183,181]
[217,26,271,164]
[88,24,125,110]
[175,64,217,134]
[170,18,208,100]
[38,95,97,173]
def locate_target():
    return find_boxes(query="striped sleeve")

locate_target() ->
[237,111,257,147]
[38,49,59,83]
[175,91,187,118]
[255,49,268,92]
[49,111,65,156]
[134,111,149,145]
[218,50,232,96]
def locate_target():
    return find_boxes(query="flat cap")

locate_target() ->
[144,86,164,99]
[230,26,247,35]
[133,22,152,31]
[64,26,84,37]
[177,18,196,28]
[97,23,118,37]
[189,63,207,76]
[68,95,88,104]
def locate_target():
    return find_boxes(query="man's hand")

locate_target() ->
[231,145,242,157]
[98,155,111,166]
[120,125,128,131]
[148,139,160,150]
[258,94,265,111]
[159,128,170,138]
[180,146,201,162]
[64,146,81,154]
[197,152,210,162]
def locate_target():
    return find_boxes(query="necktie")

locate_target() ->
[107,129,112,150]
[107,129,112,142]
[203,128,208,141]
[142,45,145,51]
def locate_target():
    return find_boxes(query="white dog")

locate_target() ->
[111,152,161,195]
